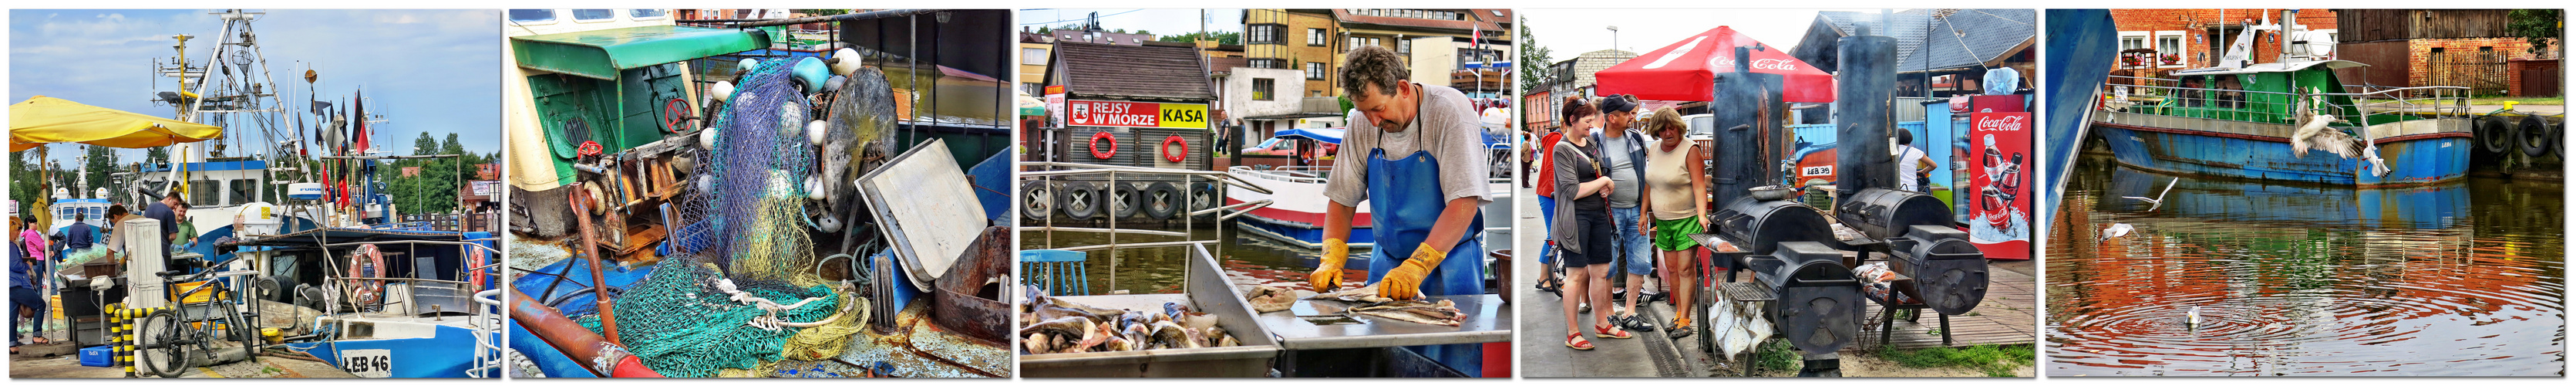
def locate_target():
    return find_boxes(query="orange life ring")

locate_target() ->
[1160,136,1188,163]
[1088,132,1118,159]
[347,244,386,305]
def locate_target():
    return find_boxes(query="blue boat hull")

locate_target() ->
[1232,215,1374,249]
[283,323,486,378]
[2095,123,2469,187]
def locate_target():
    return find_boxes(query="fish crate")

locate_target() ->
[1019,244,1282,378]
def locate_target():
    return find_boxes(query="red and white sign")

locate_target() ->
[1971,113,2029,132]
[1966,111,2032,260]
[1044,85,1066,125]
[1064,100,1209,129]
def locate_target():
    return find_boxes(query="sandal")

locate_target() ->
[1594,323,1635,339]
[1577,302,1591,314]
[1616,313,1657,332]
[1537,277,1563,296]
[1566,333,1594,350]
[1667,320,1695,339]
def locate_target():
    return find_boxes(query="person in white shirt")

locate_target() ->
[1895,129,1935,192]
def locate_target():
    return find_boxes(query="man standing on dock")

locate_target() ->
[1306,45,1493,376]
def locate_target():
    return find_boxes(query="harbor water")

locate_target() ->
[2046,154,2565,376]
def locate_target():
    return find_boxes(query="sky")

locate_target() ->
[1018,8,1244,36]
[10,9,500,168]
[1522,8,1890,63]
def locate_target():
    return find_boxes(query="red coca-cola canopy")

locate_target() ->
[1594,26,1835,103]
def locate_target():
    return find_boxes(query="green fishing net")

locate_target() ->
[577,259,840,378]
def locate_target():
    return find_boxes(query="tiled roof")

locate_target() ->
[1803,9,2035,74]
[1570,49,1636,87]
[1051,42,1215,101]
[1208,56,1251,76]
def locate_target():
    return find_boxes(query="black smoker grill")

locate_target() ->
[1694,26,1990,378]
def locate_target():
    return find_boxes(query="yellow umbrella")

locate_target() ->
[9,96,223,152]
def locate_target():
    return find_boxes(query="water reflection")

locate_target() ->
[2046,155,2565,376]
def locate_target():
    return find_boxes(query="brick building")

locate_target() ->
[2335,9,2559,95]
[2109,9,2340,72]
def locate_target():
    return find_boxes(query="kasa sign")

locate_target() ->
[1066,100,1210,129]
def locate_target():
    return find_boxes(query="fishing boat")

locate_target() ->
[2089,10,2472,187]
[1224,127,1516,249]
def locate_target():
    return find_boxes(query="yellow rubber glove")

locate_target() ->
[1378,242,1447,300]
[1308,239,1350,291]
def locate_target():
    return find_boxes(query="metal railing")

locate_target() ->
[2100,75,2472,139]
[1020,162,1277,291]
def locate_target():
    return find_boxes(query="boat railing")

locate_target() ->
[1227,165,1333,184]
[2100,75,2305,123]
[2321,85,2473,120]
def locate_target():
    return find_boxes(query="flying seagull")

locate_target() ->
[2290,96,2363,158]
[2120,177,2181,211]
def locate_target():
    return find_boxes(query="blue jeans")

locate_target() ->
[1610,207,1653,276]
[1537,196,1556,266]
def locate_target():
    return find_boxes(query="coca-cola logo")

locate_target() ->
[1973,113,2028,131]
[1714,56,1800,71]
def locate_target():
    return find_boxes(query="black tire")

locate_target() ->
[141,309,188,378]
[1142,181,1181,220]
[1110,183,1143,219]
[1059,182,1102,220]
[2477,115,2514,154]
[2520,115,2553,157]
[2554,120,2564,159]
[1020,181,1054,222]
[1188,181,1219,221]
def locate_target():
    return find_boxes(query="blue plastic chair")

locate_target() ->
[1019,249,1091,296]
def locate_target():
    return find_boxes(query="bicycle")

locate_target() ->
[134,255,267,378]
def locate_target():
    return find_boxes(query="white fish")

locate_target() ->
[2100,223,2135,242]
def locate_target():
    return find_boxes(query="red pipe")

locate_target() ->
[564,183,621,346]
[507,290,663,378]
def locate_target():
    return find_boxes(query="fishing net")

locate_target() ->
[580,57,849,378]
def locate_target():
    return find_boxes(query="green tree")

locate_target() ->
[1157,31,1241,46]
[81,145,118,194]
[1518,15,1554,95]
[144,147,169,166]
[2507,9,2561,56]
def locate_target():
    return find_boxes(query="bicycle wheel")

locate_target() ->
[140,309,190,378]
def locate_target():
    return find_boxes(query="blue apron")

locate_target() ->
[1360,147,1487,377]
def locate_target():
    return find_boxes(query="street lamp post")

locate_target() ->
[1607,25,1619,56]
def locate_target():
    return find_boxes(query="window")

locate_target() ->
[1306,63,1326,80]
[190,180,221,207]
[1253,79,1276,100]
[1398,39,1411,54]
[572,9,615,22]
[507,9,555,24]
[1248,24,1281,45]
[1348,37,1380,49]
[628,9,666,19]
[1022,47,1049,65]
[229,179,258,205]
[2156,31,2185,67]
[1308,29,1327,46]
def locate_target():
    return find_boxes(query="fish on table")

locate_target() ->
[1291,283,1470,327]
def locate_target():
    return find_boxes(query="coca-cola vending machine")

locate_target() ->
[1965,107,2032,260]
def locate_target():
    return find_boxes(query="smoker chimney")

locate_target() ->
[1709,45,1783,205]
[1834,32,1897,198]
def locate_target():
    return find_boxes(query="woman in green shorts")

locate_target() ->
[1640,107,1708,337]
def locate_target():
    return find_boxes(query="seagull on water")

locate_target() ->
[2186,306,2202,329]
[2099,223,2135,242]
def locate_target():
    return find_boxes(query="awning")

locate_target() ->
[11,96,223,152]
[1596,26,1836,103]
[1274,127,1345,145]
[510,25,771,80]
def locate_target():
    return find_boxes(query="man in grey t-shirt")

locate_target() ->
[1306,45,1491,377]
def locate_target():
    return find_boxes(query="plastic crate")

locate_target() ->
[79,345,112,367]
